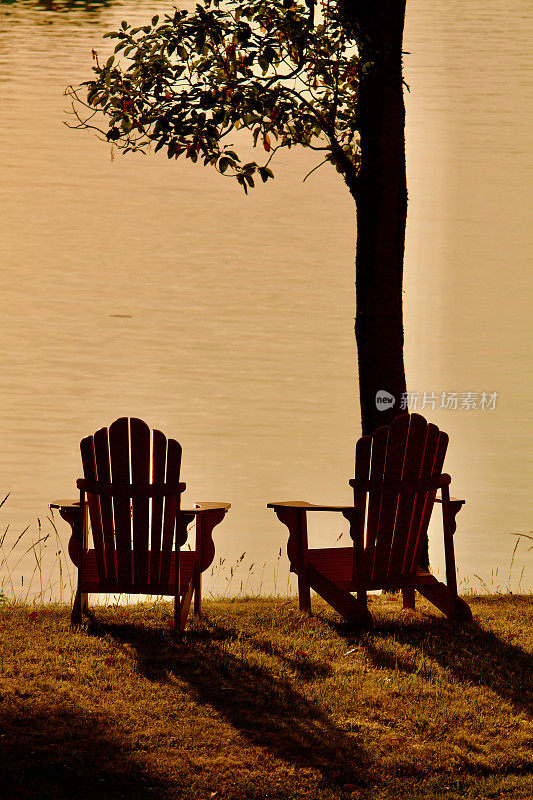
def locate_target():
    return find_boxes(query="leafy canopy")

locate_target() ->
[67,0,365,192]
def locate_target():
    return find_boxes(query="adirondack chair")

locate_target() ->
[50,417,230,629]
[268,413,472,626]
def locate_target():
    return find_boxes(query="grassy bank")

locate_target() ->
[0,594,532,800]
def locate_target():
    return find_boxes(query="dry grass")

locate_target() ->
[0,594,532,800]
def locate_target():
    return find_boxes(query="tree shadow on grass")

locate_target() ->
[358,614,533,718]
[90,616,370,789]
[0,705,172,800]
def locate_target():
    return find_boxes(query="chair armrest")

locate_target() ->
[183,501,231,513]
[268,501,361,574]
[49,499,81,511]
[434,496,465,505]
[49,500,84,567]
[179,503,230,571]
[267,501,356,512]
[437,492,465,539]
[50,500,231,512]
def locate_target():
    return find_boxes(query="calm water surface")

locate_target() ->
[1,0,531,598]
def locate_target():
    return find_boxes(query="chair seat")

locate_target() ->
[305,547,441,591]
[78,549,196,596]
[304,547,354,589]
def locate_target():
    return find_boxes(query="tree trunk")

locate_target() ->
[340,0,408,436]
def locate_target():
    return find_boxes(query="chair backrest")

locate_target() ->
[350,413,449,583]
[77,417,186,589]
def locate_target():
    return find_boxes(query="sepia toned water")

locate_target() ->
[0,0,531,600]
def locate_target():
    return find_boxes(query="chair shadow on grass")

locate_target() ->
[0,705,172,800]
[353,613,533,719]
[361,617,533,782]
[89,615,371,789]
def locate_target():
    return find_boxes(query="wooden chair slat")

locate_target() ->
[93,427,116,582]
[109,417,132,584]
[160,437,182,587]
[388,414,428,574]
[408,430,449,572]
[372,413,410,580]
[80,434,106,582]
[131,417,151,585]
[353,435,371,533]
[402,422,440,573]
[150,428,167,585]
[365,424,388,555]
[352,434,371,583]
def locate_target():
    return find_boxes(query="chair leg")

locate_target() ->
[450,595,473,622]
[71,589,82,626]
[173,593,179,631]
[402,588,416,610]
[274,508,312,613]
[298,571,312,614]
[307,564,373,627]
[357,589,368,606]
[429,486,471,622]
[71,589,88,626]
[177,578,195,632]
[193,565,201,617]
[416,582,472,622]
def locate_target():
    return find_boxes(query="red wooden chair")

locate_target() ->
[51,417,230,629]
[268,413,472,627]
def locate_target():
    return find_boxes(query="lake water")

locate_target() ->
[1,0,531,600]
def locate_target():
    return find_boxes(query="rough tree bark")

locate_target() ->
[340,0,408,436]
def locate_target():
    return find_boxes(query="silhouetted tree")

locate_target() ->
[68,0,408,435]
